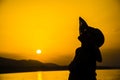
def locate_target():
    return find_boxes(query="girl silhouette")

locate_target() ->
[68,17,104,80]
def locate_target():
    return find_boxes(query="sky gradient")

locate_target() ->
[0,0,120,67]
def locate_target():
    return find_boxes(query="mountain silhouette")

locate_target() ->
[0,57,119,73]
[0,57,67,73]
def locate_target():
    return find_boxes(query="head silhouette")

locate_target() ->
[78,17,104,47]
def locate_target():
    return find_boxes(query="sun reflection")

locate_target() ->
[38,72,42,80]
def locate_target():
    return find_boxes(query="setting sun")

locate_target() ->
[36,49,42,54]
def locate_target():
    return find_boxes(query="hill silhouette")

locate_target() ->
[0,57,67,73]
[0,57,119,73]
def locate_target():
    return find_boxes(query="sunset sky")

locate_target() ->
[0,0,120,67]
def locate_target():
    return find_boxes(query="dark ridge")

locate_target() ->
[0,57,119,74]
[0,57,67,73]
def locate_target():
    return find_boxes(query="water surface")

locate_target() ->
[0,69,120,80]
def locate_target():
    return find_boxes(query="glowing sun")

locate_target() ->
[36,49,42,54]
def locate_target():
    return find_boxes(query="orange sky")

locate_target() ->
[0,0,120,66]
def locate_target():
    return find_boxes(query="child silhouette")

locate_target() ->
[68,17,104,80]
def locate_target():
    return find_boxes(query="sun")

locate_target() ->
[36,49,42,54]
